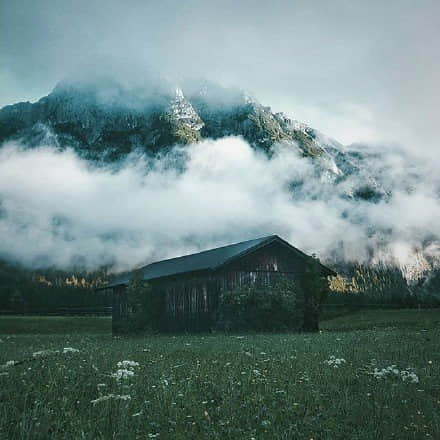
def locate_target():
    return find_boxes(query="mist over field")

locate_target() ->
[1,136,439,274]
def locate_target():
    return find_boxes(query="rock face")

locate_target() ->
[0,78,385,199]
[0,79,331,159]
[0,79,206,161]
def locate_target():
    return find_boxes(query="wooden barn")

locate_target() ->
[106,235,335,333]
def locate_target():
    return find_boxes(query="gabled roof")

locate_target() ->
[103,235,335,289]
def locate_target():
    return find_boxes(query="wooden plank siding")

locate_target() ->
[112,285,128,328]
[157,274,212,332]
[152,241,302,332]
[111,239,323,333]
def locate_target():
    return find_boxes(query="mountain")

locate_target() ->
[1,77,439,281]
[0,78,326,157]
[0,78,384,200]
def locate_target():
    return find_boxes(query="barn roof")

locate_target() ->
[103,235,336,289]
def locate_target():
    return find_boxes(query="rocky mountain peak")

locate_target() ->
[0,77,387,201]
[168,87,204,131]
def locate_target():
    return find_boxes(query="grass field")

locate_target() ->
[0,310,439,439]
[0,316,111,335]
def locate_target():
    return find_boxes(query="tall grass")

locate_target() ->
[1,311,439,439]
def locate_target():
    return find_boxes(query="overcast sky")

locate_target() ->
[1,0,439,154]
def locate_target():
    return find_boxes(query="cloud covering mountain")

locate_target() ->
[1,126,439,276]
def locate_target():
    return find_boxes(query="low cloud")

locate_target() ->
[0,137,439,273]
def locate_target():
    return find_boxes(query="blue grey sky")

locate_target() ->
[1,0,439,154]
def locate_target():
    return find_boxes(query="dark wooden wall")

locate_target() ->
[112,240,309,333]
[112,285,128,333]
[154,241,303,332]
[154,273,213,332]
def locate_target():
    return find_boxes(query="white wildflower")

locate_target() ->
[371,365,419,383]
[63,347,79,353]
[324,355,346,368]
[32,349,59,357]
[400,370,419,383]
[117,360,139,368]
[112,369,135,381]
[111,360,139,382]
[33,351,46,357]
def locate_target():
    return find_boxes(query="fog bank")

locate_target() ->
[0,137,439,274]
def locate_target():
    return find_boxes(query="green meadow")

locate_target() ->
[1,310,439,439]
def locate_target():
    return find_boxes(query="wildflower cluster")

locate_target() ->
[112,369,135,381]
[117,360,139,368]
[33,349,58,357]
[62,347,80,353]
[372,365,419,383]
[1,360,17,368]
[324,355,346,368]
[32,348,80,358]
[2,347,80,370]
[111,360,140,382]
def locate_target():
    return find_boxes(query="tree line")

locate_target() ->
[0,260,112,314]
[327,263,440,308]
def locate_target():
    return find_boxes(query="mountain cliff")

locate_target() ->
[0,79,334,156]
[0,78,383,200]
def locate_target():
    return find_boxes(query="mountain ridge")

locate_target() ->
[0,79,333,158]
[0,78,385,202]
